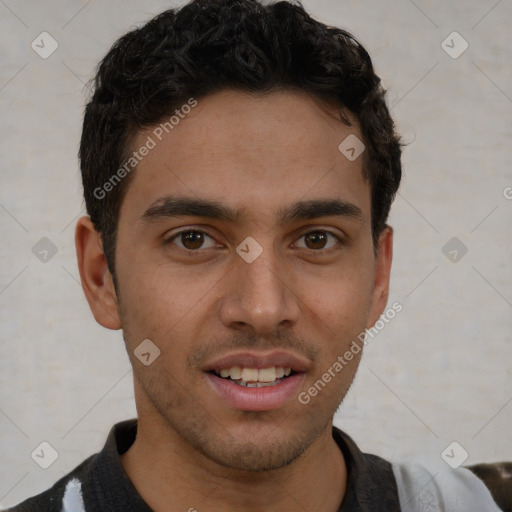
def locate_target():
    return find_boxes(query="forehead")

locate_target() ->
[121,89,370,224]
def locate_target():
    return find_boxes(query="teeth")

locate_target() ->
[241,368,259,382]
[258,367,276,382]
[215,365,294,383]
[246,381,280,388]
[229,365,242,380]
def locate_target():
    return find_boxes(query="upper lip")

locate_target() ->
[203,350,310,373]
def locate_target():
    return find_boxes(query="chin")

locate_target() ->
[201,435,310,472]
[181,415,329,473]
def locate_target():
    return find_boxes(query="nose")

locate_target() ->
[218,246,301,335]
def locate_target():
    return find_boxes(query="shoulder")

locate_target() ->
[5,456,94,512]
[392,460,511,512]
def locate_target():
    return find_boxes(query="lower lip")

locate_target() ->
[205,373,304,411]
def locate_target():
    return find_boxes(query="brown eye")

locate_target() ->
[168,230,216,250]
[305,231,327,249]
[296,230,340,250]
[181,231,204,249]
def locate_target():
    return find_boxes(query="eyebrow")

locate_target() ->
[140,196,363,225]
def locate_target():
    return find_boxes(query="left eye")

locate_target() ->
[295,231,340,250]
[167,230,218,250]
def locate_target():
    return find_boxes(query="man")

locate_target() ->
[8,0,511,510]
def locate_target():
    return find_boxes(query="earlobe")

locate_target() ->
[367,226,393,328]
[75,216,122,330]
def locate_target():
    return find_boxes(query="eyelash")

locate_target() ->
[164,228,343,252]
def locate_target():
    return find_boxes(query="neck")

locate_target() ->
[121,415,347,512]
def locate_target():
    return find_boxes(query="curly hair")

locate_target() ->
[79,0,402,277]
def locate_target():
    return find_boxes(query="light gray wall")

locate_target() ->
[1,0,511,508]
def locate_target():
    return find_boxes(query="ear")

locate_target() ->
[367,226,393,328]
[75,216,121,330]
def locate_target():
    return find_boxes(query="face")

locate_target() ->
[93,90,391,471]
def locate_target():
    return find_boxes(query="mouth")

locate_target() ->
[209,365,296,387]
[203,351,308,411]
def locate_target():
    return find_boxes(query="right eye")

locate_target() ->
[164,229,219,251]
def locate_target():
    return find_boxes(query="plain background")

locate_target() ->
[1,0,511,508]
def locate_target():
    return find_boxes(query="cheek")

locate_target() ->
[301,262,374,331]
[116,262,217,353]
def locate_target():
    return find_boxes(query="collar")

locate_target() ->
[332,427,400,511]
[91,419,400,511]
